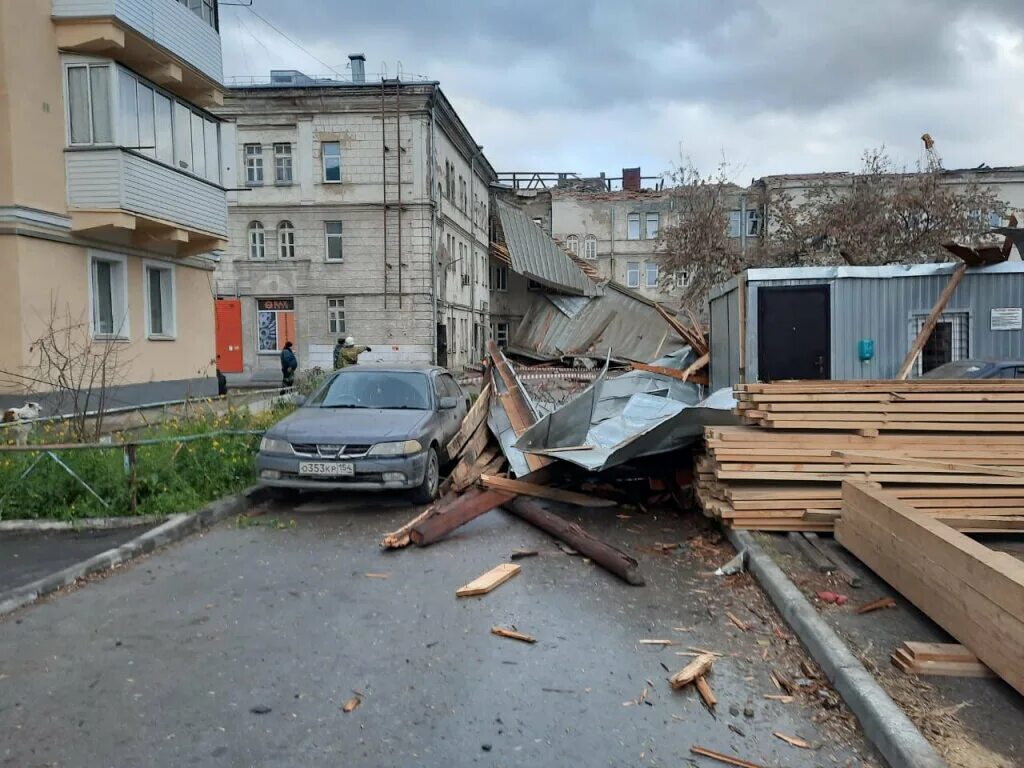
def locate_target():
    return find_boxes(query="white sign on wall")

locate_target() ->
[990,307,1023,331]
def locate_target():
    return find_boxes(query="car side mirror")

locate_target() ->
[439,396,458,410]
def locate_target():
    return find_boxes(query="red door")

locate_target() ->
[215,299,243,373]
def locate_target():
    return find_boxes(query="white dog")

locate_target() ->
[2,402,42,446]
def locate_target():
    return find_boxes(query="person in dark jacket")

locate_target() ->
[280,342,298,392]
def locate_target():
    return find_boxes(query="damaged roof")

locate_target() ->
[509,283,684,362]
[495,198,601,297]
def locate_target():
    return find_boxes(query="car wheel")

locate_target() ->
[411,447,439,504]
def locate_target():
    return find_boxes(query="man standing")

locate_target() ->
[280,341,298,392]
[332,338,346,370]
[337,336,371,368]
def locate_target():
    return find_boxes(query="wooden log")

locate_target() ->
[409,488,514,546]
[380,505,436,549]
[669,653,716,689]
[504,496,644,585]
[896,263,967,380]
[479,474,616,507]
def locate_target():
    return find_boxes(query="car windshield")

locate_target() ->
[307,370,432,410]
[920,360,988,379]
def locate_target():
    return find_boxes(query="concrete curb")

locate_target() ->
[0,516,170,533]
[0,486,272,619]
[726,529,947,768]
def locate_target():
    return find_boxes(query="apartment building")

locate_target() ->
[212,64,495,377]
[0,0,228,409]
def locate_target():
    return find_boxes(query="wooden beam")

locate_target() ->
[409,488,514,546]
[479,474,616,507]
[832,450,1024,479]
[898,263,966,380]
[446,381,491,458]
[456,563,521,597]
[836,481,1024,695]
[487,341,550,473]
[680,353,709,382]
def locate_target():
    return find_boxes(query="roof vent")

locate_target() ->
[349,54,366,84]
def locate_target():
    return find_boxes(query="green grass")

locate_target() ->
[0,403,294,521]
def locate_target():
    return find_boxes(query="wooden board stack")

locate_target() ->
[696,380,1024,532]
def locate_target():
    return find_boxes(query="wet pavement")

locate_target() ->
[0,527,152,593]
[0,495,877,767]
[762,532,1024,768]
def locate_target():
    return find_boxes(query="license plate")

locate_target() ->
[299,462,354,477]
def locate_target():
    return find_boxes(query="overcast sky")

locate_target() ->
[220,0,1024,182]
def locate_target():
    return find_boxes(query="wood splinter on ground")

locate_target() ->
[726,611,751,632]
[695,675,716,709]
[455,563,521,597]
[638,639,675,646]
[341,696,361,713]
[773,731,812,749]
[669,653,715,690]
[856,596,897,614]
[491,626,536,644]
[689,745,767,768]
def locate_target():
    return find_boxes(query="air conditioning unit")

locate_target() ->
[461,274,471,286]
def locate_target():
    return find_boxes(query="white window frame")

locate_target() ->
[747,208,763,236]
[63,61,114,147]
[583,234,597,260]
[494,322,509,348]
[278,221,295,258]
[645,262,659,288]
[626,213,641,240]
[676,269,693,289]
[248,221,266,259]
[328,297,346,335]
[490,264,508,292]
[143,259,176,339]
[87,250,130,340]
[245,144,264,185]
[322,141,342,183]
[646,212,660,240]
[728,210,743,238]
[274,142,293,185]
[626,261,641,288]
[325,221,344,261]
[566,234,579,255]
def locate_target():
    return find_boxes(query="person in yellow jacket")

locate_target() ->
[333,337,371,369]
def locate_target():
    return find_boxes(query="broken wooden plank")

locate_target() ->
[773,731,812,749]
[689,745,766,768]
[479,474,617,507]
[491,626,536,644]
[451,447,502,493]
[895,263,967,380]
[504,496,644,586]
[487,341,551,473]
[669,653,716,690]
[410,488,514,546]
[695,675,717,709]
[446,382,491,458]
[680,353,710,382]
[903,641,981,663]
[891,645,993,678]
[456,563,521,597]
[380,505,437,549]
[726,612,751,632]
[856,597,897,614]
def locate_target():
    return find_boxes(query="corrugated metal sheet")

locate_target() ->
[709,263,1024,386]
[509,284,684,362]
[495,198,600,297]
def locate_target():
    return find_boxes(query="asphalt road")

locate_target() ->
[0,494,876,767]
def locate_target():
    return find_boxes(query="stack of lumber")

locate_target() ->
[838,482,1023,696]
[735,380,1024,433]
[890,641,992,679]
[696,422,1024,532]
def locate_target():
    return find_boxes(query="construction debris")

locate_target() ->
[773,731,812,749]
[669,653,716,690]
[689,745,766,768]
[890,641,994,678]
[341,696,361,713]
[456,563,521,597]
[856,597,897,614]
[491,626,536,644]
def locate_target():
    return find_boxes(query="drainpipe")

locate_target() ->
[428,94,439,364]
[739,193,747,255]
[469,145,484,359]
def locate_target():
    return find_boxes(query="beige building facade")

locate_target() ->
[214,67,495,377]
[0,0,228,410]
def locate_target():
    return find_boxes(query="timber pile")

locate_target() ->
[735,380,1024,433]
[696,379,1024,531]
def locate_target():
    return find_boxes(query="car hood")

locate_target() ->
[269,407,434,443]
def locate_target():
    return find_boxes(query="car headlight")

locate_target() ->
[260,437,292,453]
[367,439,422,457]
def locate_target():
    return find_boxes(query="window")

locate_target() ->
[204,117,219,182]
[459,177,467,211]
[989,211,1004,228]
[627,213,640,240]
[327,297,346,334]
[245,144,264,185]
[153,92,173,164]
[190,112,206,178]
[645,262,659,288]
[322,141,341,182]
[278,221,295,258]
[626,261,640,288]
[248,221,265,259]
[178,0,218,29]
[136,82,155,157]
[440,373,462,400]
[257,298,295,353]
[646,212,660,239]
[583,235,597,260]
[325,222,343,260]
[566,234,579,255]
[747,208,763,236]
[532,217,543,228]
[676,269,693,289]
[173,101,192,171]
[89,252,128,338]
[728,210,742,238]
[66,63,113,145]
[274,143,293,184]
[911,312,969,375]
[144,262,175,338]
[490,264,508,292]
[494,322,509,348]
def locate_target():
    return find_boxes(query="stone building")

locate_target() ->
[213,63,495,378]
[0,0,228,409]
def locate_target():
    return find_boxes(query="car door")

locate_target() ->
[430,372,457,449]
[441,374,468,434]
